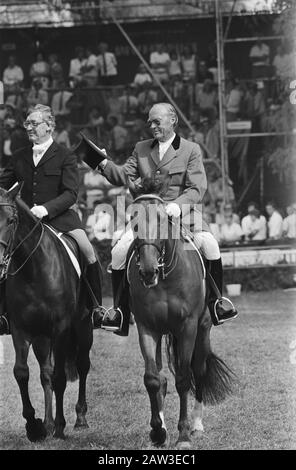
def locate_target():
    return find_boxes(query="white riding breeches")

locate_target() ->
[111,228,220,270]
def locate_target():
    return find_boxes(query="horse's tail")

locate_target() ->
[165,328,237,405]
[65,328,79,382]
[190,325,237,405]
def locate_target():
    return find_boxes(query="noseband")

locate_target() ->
[0,202,44,281]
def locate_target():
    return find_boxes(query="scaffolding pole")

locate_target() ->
[215,0,229,206]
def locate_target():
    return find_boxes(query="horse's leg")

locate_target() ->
[52,330,68,439]
[32,336,55,436]
[137,323,167,447]
[11,329,47,442]
[190,316,211,436]
[155,337,168,441]
[74,318,93,429]
[175,321,197,450]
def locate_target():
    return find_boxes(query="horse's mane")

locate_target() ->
[134,177,168,199]
[0,187,37,222]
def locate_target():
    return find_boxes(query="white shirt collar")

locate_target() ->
[32,136,53,153]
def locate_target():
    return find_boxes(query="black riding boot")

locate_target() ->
[85,260,105,329]
[0,282,9,335]
[101,269,129,336]
[208,258,238,326]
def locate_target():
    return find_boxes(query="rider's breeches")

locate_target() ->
[111,228,220,270]
[68,229,97,264]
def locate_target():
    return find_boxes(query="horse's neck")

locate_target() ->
[15,205,41,248]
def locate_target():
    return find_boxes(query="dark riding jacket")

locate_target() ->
[0,141,82,232]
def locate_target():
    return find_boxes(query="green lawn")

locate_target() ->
[0,290,296,450]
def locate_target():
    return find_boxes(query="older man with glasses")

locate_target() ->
[0,104,107,335]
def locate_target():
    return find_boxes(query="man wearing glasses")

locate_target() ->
[0,104,106,335]
[77,102,238,336]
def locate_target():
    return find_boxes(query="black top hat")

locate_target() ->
[74,133,107,170]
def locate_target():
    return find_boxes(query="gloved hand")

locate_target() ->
[31,205,48,219]
[165,202,181,218]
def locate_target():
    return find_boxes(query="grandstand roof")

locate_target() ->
[0,1,281,28]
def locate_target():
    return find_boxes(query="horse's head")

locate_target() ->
[0,185,20,278]
[132,177,170,288]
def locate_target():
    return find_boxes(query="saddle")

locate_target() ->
[43,224,86,277]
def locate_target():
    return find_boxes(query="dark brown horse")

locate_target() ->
[0,184,93,441]
[128,182,235,449]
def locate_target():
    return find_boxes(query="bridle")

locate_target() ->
[0,202,44,282]
[132,194,178,280]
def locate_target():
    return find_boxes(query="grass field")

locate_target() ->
[0,290,296,450]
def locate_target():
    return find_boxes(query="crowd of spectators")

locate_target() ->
[0,37,294,248]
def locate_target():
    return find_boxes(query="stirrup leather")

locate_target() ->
[212,296,237,325]
[101,307,123,331]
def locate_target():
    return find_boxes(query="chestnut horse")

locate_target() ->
[0,184,93,441]
[127,183,235,449]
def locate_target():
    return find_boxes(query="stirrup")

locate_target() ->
[91,306,108,328]
[213,297,238,325]
[101,307,123,332]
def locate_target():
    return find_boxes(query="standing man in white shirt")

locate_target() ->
[249,36,270,79]
[282,204,296,239]
[242,202,267,241]
[149,44,171,83]
[68,46,86,86]
[265,201,283,239]
[97,42,118,86]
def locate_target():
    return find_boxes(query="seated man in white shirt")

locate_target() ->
[282,204,296,239]
[220,214,243,245]
[265,201,283,240]
[241,201,267,240]
[245,208,267,241]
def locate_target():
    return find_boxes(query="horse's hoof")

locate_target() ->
[150,427,167,447]
[191,428,204,439]
[26,418,47,442]
[53,428,66,440]
[176,439,192,450]
[74,420,89,429]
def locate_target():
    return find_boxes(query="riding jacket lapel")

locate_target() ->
[156,134,181,170]
[35,141,58,168]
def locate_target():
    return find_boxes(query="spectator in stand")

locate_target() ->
[68,46,86,87]
[48,53,64,89]
[130,118,151,143]
[65,79,87,125]
[105,87,123,123]
[2,55,24,93]
[248,82,266,132]
[226,78,241,121]
[51,82,73,117]
[272,44,290,80]
[249,35,270,79]
[196,60,213,84]
[81,47,98,87]
[282,204,296,239]
[265,201,283,239]
[244,208,267,242]
[81,106,105,146]
[53,116,71,149]
[133,63,152,88]
[241,201,266,238]
[195,79,217,114]
[86,199,113,242]
[107,115,129,164]
[0,80,4,105]
[220,213,244,245]
[26,78,49,107]
[97,42,118,86]
[29,52,50,89]
[118,85,139,123]
[149,44,170,83]
[168,51,182,80]
[137,82,158,119]
[180,45,197,82]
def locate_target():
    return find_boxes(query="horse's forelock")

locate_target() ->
[0,188,17,220]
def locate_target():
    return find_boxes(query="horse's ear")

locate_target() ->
[7,181,24,200]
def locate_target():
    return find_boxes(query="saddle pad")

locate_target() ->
[44,224,81,277]
[182,234,206,279]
